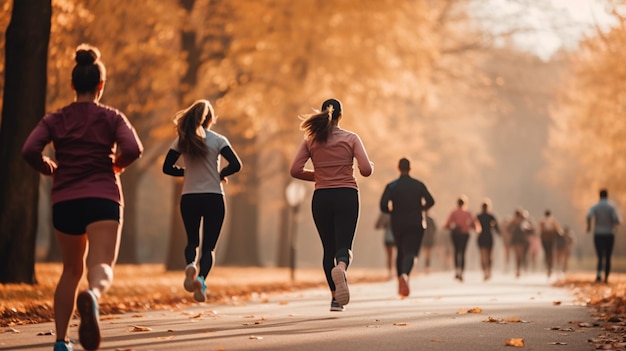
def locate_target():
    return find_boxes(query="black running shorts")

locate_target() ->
[52,198,120,235]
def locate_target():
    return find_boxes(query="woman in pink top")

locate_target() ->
[22,44,143,351]
[444,196,480,282]
[290,98,373,312]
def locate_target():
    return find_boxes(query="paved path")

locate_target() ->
[0,271,597,351]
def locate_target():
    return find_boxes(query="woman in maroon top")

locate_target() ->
[290,98,373,312]
[22,44,143,351]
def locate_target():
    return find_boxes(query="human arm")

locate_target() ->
[421,185,435,212]
[352,134,373,177]
[289,140,315,181]
[493,216,501,234]
[611,207,621,229]
[113,114,143,171]
[586,208,593,234]
[162,149,184,177]
[219,145,242,181]
[21,119,57,175]
[471,213,482,233]
[554,218,564,235]
[379,185,392,214]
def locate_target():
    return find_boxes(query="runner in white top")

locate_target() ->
[162,99,242,303]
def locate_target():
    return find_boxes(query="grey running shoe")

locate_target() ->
[184,264,197,292]
[331,265,350,306]
[77,289,100,351]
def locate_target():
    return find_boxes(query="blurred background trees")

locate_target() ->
[1,0,624,282]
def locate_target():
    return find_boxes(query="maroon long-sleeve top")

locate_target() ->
[22,101,143,205]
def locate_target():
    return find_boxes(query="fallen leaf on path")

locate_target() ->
[393,322,408,326]
[36,330,54,335]
[101,315,120,321]
[156,335,176,340]
[484,316,499,323]
[457,307,482,314]
[548,342,567,345]
[504,338,524,347]
[249,335,263,340]
[189,313,203,319]
[128,325,152,332]
[2,327,20,333]
[506,317,523,323]
[553,301,562,305]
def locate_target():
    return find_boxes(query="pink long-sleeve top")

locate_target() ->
[445,208,478,234]
[22,102,143,205]
[290,126,373,190]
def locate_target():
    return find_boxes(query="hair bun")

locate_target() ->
[75,44,100,66]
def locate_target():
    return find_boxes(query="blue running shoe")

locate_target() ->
[77,289,100,351]
[53,340,73,351]
[193,276,207,302]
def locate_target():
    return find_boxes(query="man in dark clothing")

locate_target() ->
[380,158,435,298]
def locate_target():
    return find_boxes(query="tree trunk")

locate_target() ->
[0,0,51,284]
[165,0,199,271]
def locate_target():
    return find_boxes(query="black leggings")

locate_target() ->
[391,216,424,277]
[180,193,225,278]
[451,231,469,271]
[541,232,556,273]
[594,235,615,280]
[311,188,359,291]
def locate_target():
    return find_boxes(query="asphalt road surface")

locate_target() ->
[1,271,598,351]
